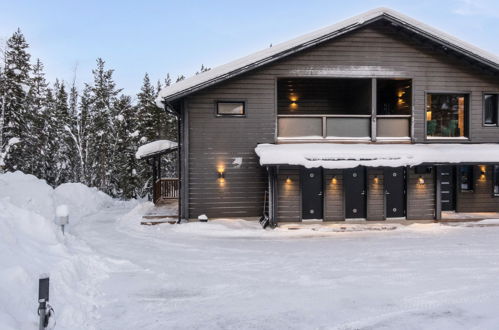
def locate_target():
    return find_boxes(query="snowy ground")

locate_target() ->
[2,172,499,329]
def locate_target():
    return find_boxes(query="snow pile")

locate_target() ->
[0,172,116,329]
[135,140,177,159]
[54,182,114,221]
[255,143,499,169]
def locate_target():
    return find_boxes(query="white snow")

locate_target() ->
[3,171,499,329]
[56,204,69,217]
[135,139,177,159]
[255,143,499,168]
[156,7,499,105]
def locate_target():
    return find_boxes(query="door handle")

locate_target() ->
[318,191,323,196]
[361,190,366,195]
[386,191,390,195]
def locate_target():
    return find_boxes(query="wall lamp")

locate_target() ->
[418,176,425,185]
[331,175,337,184]
[285,176,292,184]
[374,175,379,184]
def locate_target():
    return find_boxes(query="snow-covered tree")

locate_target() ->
[0,29,32,172]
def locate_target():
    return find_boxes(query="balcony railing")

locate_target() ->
[277,114,411,141]
[153,178,179,204]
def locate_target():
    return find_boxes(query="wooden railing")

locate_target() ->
[153,178,179,204]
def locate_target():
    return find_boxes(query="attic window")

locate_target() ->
[217,102,245,116]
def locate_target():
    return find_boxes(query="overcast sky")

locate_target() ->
[1,0,498,96]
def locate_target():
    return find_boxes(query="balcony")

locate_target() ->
[277,78,412,142]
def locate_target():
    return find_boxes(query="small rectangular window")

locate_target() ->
[460,165,474,191]
[484,94,498,126]
[217,102,245,116]
[494,165,499,196]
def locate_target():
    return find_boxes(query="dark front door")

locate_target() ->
[384,167,406,218]
[344,167,366,219]
[439,165,455,211]
[301,168,323,220]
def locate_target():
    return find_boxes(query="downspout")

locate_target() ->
[162,100,182,224]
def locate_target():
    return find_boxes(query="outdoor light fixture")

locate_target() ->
[374,175,379,184]
[286,176,292,184]
[331,175,337,184]
[218,171,225,179]
[418,176,425,185]
[480,166,486,179]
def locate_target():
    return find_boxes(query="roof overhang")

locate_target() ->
[136,140,178,160]
[156,7,499,106]
[255,143,499,169]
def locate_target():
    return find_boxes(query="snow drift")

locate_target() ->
[0,171,116,329]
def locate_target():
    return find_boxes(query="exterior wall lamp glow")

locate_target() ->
[418,176,425,185]
[331,175,337,184]
[285,176,292,184]
[374,175,379,184]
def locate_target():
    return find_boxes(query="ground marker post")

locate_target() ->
[55,204,69,234]
[38,274,50,330]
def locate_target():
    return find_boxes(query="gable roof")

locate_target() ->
[156,7,499,106]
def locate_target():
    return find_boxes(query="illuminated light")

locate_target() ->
[331,176,337,184]
[426,110,432,121]
[289,96,298,102]
[290,102,298,110]
[418,176,425,185]
[285,177,292,184]
[480,166,486,179]
[374,175,379,184]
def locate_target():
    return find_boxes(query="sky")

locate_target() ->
[1,0,499,96]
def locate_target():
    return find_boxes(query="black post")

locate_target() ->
[38,275,49,330]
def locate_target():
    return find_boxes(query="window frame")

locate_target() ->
[493,165,499,197]
[483,93,499,127]
[459,165,474,192]
[215,101,246,117]
[424,91,470,141]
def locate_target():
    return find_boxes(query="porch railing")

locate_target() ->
[277,114,411,141]
[153,178,179,204]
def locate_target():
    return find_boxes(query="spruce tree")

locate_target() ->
[0,29,32,172]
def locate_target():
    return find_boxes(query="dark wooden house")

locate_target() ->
[155,8,499,224]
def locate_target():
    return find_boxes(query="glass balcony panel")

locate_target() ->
[377,118,410,138]
[326,118,370,138]
[278,117,322,138]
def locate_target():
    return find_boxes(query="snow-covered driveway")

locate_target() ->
[73,204,499,330]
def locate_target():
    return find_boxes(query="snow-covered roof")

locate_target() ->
[136,140,177,159]
[255,143,499,169]
[156,7,499,106]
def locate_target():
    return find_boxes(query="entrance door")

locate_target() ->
[384,167,406,218]
[439,166,455,211]
[344,167,366,219]
[301,168,323,220]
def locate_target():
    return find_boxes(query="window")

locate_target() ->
[484,94,498,126]
[460,165,474,191]
[377,79,412,115]
[217,102,245,116]
[494,165,499,196]
[426,94,468,138]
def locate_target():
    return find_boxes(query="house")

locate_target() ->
[155,7,499,225]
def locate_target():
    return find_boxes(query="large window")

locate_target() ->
[460,165,474,191]
[494,165,499,196]
[377,79,412,115]
[426,93,468,138]
[484,94,498,126]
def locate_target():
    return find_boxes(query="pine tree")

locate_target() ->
[176,75,185,82]
[86,58,122,193]
[0,29,32,172]
[195,64,210,75]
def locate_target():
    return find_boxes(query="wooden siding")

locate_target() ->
[324,170,344,221]
[367,168,385,220]
[406,167,435,220]
[184,21,499,219]
[276,168,301,222]
[456,166,499,212]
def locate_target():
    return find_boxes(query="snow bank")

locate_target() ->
[54,182,114,221]
[255,143,499,169]
[135,140,177,159]
[0,172,117,329]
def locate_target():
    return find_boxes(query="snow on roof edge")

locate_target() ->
[156,7,499,107]
[255,143,499,169]
[136,140,178,160]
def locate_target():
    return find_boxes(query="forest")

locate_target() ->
[0,29,207,199]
